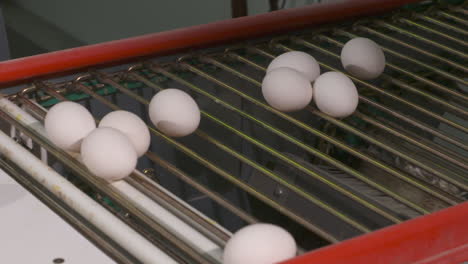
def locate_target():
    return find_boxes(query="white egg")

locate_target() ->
[262,67,313,112]
[149,89,200,137]
[99,110,150,157]
[314,71,359,118]
[223,223,297,264]
[45,101,96,152]
[267,51,320,82]
[81,127,137,181]
[341,37,386,80]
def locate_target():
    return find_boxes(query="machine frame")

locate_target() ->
[0,0,466,263]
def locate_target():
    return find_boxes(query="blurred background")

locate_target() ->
[0,0,325,59]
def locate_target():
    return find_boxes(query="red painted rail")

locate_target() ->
[282,202,468,264]
[0,0,420,88]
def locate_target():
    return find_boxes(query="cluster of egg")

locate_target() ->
[262,37,386,117]
[45,89,200,182]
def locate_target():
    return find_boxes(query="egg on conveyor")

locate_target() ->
[262,67,313,112]
[99,110,150,157]
[266,51,320,82]
[148,89,200,137]
[81,127,137,181]
[314,71,359,118]
[222,223,297,264]
[341,37,386,80]
[44,101,96,152]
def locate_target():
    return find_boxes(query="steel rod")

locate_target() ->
[357,25,467,73]
[375,21,467,59]
[398,18,468,47]
[413,14,468,35]
[437,10,468,26]
[380,75,468,119]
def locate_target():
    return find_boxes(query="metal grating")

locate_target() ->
[0,1,466,263]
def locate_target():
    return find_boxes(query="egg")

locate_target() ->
[149,89,200,137]
[341,37,386,80]
[266,51,320,82]
[81,127,137,181]
[223,223,297,264]
[262,67,313,112]
[99,110,150,157]
[313,71,359,118]
[45,101,96,152]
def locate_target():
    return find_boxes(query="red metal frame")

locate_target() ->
[1,0,467,263]
[0,0,420,87]
[282,202,468,264]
